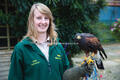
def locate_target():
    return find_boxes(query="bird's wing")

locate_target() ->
[86,37,107,59]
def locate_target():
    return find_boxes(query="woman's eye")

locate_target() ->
[37,17,42,19]
[45,17,49,20]
[36,16,49,20]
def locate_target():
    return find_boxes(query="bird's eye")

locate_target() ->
[77,36,81,39]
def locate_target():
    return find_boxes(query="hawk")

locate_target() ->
[74,33,107,59]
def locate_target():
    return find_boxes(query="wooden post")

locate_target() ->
[5,0,10,50]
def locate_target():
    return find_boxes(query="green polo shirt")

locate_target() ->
[8,37,69,80]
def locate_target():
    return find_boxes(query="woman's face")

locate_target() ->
[34,9,50,33]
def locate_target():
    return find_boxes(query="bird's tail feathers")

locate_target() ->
[101,49,107,59]
[99,49,107,60]
[99,51,105,60]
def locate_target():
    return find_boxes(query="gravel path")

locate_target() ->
[72,43,120,80]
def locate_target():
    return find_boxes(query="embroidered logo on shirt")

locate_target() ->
[31,60,40,66]
[55,54,62,60]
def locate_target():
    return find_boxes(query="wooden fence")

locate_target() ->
[0,51,12,80]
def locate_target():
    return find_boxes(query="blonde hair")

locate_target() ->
[25,3,58,45]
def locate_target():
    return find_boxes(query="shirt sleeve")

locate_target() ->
[8,45,24,80]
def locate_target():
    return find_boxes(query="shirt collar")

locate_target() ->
[31,36,50,44]
[22,37,55,52]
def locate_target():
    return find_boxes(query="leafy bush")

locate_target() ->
[90,22,116,43]
[110,18,120,41]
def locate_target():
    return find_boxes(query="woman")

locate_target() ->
[8,3,69,80]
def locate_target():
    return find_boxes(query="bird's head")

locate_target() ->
[74,33,82,42]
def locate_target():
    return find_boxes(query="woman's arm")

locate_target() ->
[8,45,24,80]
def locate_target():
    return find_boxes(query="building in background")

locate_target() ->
[99,0,120,24]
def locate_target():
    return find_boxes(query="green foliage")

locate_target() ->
[0,10,9,25]
[110,18,120,41]
[90,22,116,43]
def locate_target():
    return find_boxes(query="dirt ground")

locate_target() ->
[72,43,120,80]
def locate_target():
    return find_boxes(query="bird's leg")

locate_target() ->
[94,50,97,54]
[91,52,95,57]
[85,51,89,57]
[93,51,97,58]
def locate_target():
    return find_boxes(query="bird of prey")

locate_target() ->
[74,33,107,60]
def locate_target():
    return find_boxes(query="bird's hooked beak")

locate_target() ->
[76,35,81,39]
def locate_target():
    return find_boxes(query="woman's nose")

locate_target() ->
[41,18,46,23]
